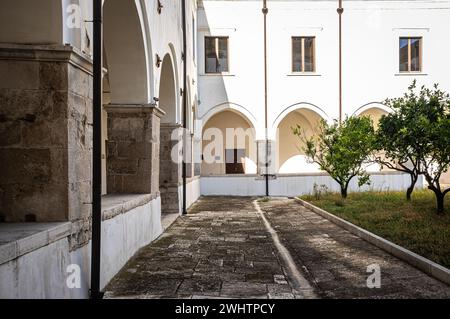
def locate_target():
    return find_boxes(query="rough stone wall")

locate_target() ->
[160,124,182,214]
[0,45,93,227]
[106,106,162,195]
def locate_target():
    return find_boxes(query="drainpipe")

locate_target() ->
[182,0,188,215]
[91,0,103,299]
[338,0,344,124]
[263,0,269,197]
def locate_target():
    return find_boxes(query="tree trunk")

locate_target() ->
[436,192,445,215]
[406,174,418,201]
[429,187,445,215]
[340,186,348,199]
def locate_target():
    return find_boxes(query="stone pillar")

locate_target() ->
[0,44,93,224]
[105,105,164,195]
[256,139,277,176]
[160,123,183,214]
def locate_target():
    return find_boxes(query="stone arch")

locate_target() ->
[103,0,149,104]
[202,109,257,175]
[276,107,327,174]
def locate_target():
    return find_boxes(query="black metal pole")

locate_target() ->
[90,0,103,299]
[263,0,269,197]
[338,0,344,124]
[182,0,188,215]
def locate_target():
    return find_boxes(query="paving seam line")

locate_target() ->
[253,200,317,298]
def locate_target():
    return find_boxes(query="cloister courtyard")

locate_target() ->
[1,0,450,301]
[104,197,450,299]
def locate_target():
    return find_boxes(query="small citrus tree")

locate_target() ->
[375,85,423,201]
[293,116,376,199]
[379,82,450,214]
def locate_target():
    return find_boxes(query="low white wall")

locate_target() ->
[0,238,91,299]
[200,173,421,197]
[176,177,202,213]
[100,196,162,289]
[0,196,163,299]
[186,177,201,209]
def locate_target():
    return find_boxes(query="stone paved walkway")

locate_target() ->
[104,197,450,299]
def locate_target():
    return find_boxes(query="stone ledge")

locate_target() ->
[0,222,71,266]
[295,198,450,286]
[104,104,165,118]
[101,193,159,221]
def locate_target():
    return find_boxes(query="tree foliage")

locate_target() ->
[293,116,376,198]
[381,82,450,214]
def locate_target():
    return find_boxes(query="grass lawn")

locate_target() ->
[300,190,450,269]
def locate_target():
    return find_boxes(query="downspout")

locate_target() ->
[91,0,103,299]
[338,0,344,123]
[263,0,269,197]
[182,0,188,215]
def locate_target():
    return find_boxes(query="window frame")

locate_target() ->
[399,37,422,73]
[204,36,230,74]
[291,36,316,73]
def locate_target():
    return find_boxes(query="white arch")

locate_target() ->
[200,102,258,131]
[169,43,181,123]
[271,102,330,139]
[104,0,149,104]
[136,0,154,100]
[159,53,178,124]
[352,102,392,117]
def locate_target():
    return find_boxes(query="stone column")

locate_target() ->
[160,123,183,214]
[0,44,93,225]
[105,105,164,195]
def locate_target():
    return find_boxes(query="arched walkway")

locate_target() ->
[353,103,391,129]
[276,108,325,174]
[159,53,182,214]
[103,0,156,196]
[103,0,149,104]
[355,104,391,172]
[202,110,257,175]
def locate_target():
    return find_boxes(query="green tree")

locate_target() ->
[381,82,450,214]
[293,116,376,199]
[375,97,422,201]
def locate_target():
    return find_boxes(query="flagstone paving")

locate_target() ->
[104,197,450,299]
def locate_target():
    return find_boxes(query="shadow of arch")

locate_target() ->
[104,0,149,104]
[200,102,258,130]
